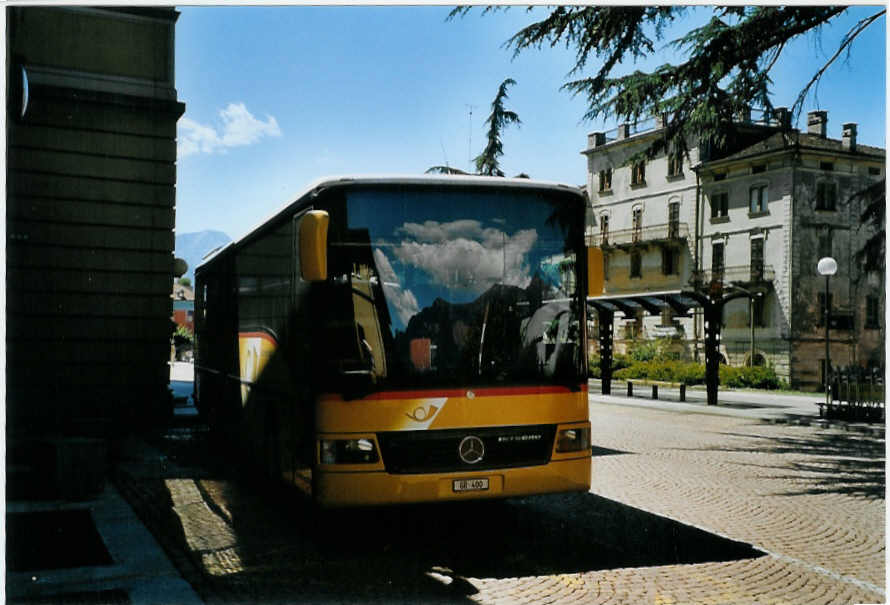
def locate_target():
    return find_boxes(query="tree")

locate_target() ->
[474,77,522,176]
[427,77,522,177]
[453,5,885,278]
[453,7,884,160]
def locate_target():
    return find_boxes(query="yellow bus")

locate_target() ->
[195,176,599,506]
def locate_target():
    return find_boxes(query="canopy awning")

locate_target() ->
[587,289,703,318]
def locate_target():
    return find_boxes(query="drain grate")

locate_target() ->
[7,510,113,572]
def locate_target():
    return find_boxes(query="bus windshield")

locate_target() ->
[318,185,585,392]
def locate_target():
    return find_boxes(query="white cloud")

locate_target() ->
[373,248,420,327]
[392,220,538,294]
[178,102,282,158]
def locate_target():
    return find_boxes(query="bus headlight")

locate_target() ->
[319,438,379,464]
[555,427,590,452]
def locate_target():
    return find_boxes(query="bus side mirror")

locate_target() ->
[587,247,604,297]
[300,210,330,282]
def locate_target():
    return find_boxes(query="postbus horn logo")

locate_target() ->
[406,405,439,422]
[458,435,485,464]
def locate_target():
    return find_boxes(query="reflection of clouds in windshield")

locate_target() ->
[373,248,419,327]
[393,220,538,293]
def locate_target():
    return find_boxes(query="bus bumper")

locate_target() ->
[314,455,591,507]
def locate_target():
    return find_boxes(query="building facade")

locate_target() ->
[584,110,884,390]
[7,7,185,442]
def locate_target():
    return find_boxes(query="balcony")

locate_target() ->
[690,264,776,288]
[587,222,689,249]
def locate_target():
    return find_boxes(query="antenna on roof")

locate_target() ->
[440,137,449,169]
[466,104,476,171]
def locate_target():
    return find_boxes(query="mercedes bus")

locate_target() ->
[194,175,603,506]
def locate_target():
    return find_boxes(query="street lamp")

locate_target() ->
[817,257,837,406]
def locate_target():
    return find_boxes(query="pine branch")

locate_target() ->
[791,9,886,122]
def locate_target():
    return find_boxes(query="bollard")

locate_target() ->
[652,384,658,399]
[679,383,686,402]
[627,381,633,397]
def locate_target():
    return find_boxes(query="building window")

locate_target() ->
[599,214,610,245]
[631,161,646,186]
[752,164,766,174]
[710,192,729,219]
[630,251,642,278]
[749,185,768,214]
[750,238,764,281]
[869,166,881,176]
[632,206,643,243]
[816,181,837,211]
[752,295,767,327]
[865,296,881,330]
[714,172,726,181]
[820,161,835,171]
[667,152,682,177]
[818,230,833,260]
[598,168,612,192]
[866,296,880,329]
[661,248,678,275]
[668,202,680,238]
[711,241,725,281]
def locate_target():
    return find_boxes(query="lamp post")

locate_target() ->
[817,257,838,407]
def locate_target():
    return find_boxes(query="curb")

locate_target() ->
[590,394,885,437]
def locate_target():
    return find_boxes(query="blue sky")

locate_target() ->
[174,6,886,239]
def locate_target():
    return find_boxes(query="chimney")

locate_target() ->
[773,107,791,130]
[842,123,857,151]
[588,132,606,149]
[655,113,668,129]
[807,110,828,138]
[617,123,630,140]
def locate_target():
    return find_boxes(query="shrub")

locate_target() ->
[628,340,659,362]
[613,360,705,384]
[589,352,634,377]
[719,364,781,389]
[595,355,782,390]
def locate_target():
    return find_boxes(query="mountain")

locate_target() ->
[175,230,232,282]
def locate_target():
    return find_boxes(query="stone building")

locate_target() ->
[583,109,884,390]
[7,7,185,495]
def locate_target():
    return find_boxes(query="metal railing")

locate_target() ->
[823,366,885,422]
[690,264,776,286]
[592,107,780,148]
[587,222,689,248]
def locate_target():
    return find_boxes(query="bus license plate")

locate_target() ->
[453,478,489,492]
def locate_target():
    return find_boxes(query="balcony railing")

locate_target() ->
[587,222,689,248]
[691,264,776,287]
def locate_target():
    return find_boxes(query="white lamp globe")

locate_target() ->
[817,257,838,276]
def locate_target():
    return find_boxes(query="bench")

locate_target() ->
[625,380,687,402]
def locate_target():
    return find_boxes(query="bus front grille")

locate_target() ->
[377,425,556,475]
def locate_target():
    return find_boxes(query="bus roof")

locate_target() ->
[197,174,585,271]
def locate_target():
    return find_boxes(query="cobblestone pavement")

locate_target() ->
[116,401,885,605]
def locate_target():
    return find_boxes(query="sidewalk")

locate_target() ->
[5,362,204,605]
[6,484,203,605]
[588,379,885,435]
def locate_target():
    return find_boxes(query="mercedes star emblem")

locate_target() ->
[458,435,485,464]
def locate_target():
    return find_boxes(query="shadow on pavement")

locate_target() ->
[682,427,885,500]
[117,422,763,604]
